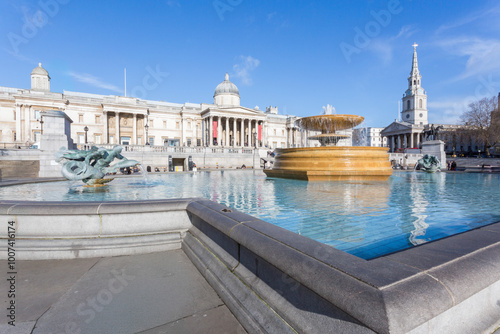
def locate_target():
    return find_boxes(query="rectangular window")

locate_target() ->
[78,133,85,144]
[148,137,154,145]
[79,114,84,123]
[34,110,41,120]
[95,134,102,144]
[163,121,167,128]
[187,138,192,146]
[109,135,114,144]
[197,139,201,146]
[33,131,41,142]
[137,137,142,145]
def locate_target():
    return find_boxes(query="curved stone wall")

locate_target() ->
[0,199,196,260]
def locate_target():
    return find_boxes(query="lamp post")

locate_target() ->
[145,124,149,145]
[84,126,89,144]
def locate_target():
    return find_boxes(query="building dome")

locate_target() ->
[214,73,239,97]
[31,63,51,92]
[213,73,240,106]
[31,63,49,77]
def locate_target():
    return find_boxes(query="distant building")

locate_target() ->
[0,66,307,150]
[352,127,387,147]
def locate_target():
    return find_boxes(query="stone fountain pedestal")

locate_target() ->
[264,146,392,181]
[421,140,446,168]
[264,113,393,181]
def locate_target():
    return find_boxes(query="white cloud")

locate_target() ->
[437,37,500,81]
[232,55,260,85]
[68,72,122,94]
[435,4,500,35]
[367,25,418,65]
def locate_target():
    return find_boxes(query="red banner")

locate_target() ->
[258,124,262,141]
[213,120,217,138]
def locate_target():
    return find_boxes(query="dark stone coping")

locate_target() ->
[185,199,500,333]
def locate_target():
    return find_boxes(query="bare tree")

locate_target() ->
[460,96,499,156]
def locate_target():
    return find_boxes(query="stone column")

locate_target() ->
[233,118,237,146]
[181,115,185,146]
[391,136,395,152]
[132,113,137,145]
[209,116,213,146]
[115,112,120,144]
[240,119,244,147]
[263,121,267,147]
[218,117,222,146]
[103,112,108,144]
[15,104,22,142]
[25,105,31,143]
[225,117,229,147]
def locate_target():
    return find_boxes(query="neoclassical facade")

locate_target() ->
[0,65,305,150]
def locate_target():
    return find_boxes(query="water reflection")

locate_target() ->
[1,170,499,259]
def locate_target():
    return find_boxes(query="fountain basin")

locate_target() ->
[265,146,392,181]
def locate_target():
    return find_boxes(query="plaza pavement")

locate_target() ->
[0,250,247,334]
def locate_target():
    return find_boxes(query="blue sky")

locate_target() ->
[1,0,500,127]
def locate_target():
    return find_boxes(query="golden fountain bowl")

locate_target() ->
[295,114,365,132]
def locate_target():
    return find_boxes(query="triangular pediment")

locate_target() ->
[381,121,412,135]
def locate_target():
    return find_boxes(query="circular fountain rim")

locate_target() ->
[295,114,365,132]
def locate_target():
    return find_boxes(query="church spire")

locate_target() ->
[410,43,419,77]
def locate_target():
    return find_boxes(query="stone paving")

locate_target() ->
[0,250,246,334]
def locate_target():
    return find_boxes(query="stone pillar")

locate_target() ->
[391,136,395,152]
[15,104,22,142]
[246,119,251,147]
[25,105,31,143]
[103,111,108,144]
[240,119,244,147]
[209,116,213,146]
[225,117,229,147]
[218,116,222,146]
[181,115,185,146]
[263,121,267,147]
[115,112,120,144]
[233,118,237,146]
[132,113,137,145]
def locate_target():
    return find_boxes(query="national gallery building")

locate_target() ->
[0,65,309,150]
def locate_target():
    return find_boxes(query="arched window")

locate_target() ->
[419,99,422,108]
[413,80,416,85]
[407,100,411,110]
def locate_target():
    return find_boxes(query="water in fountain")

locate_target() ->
[137,164,150,183]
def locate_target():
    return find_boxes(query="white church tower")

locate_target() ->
[401,44,428,125]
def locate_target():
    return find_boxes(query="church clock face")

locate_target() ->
[406,114,410,119]
[419,113,423,118]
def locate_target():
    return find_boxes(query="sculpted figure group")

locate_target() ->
[56,146,139,185]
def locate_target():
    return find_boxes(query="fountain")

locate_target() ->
[56,145,140,186]
[416,154,441,173]
[264,108,392,181]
